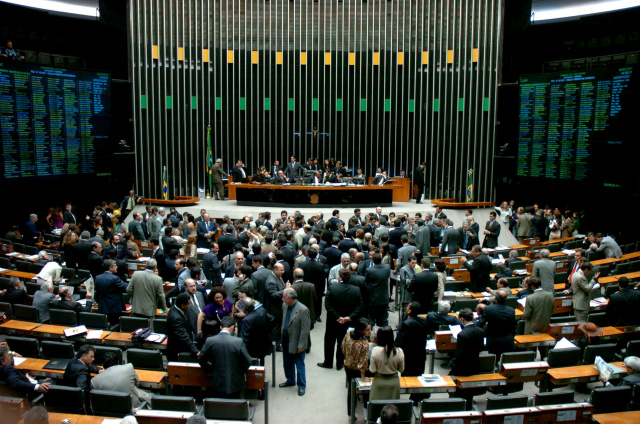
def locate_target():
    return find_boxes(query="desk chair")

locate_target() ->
[13,243,25,254]
[119,316,150,332]
[491,351,537,395]
[126,348,163,371]
[629,260,640,272]
[30,263,44,274]
[624,244,635,255]
[49,309,78,326]
[590,385,632,414]
[44,385,85,414]
[614,263,631,275]
[364,400,413,424]
[505,296,518,309]
[5,336,39,358]
[587,312,607,328]
[453,298,478,312]
[587,251,599,262]
[516,320,525,336]
[547,244,561,253]
[504,277,522,288]
[594,265,610,277]
[150,395,198,413]
[554,272,568,284]
[13,305,40,322]
[0,302,12,319]
[152,318,167,335]
[486,394,528,410]
[583,343,617,364]
[417,398,466,414]
[24,282,41,296]
[631,383,640,410]
[203,398,255,421]
[94,346,123,366]
[534,390,575,406]
[617,340,640,361]
[605,285,619,298]
[60,267,76,280]
[177,352,195,362]
[15,260,31,273]
[445,281,467,292]
[547,346,581,368]
[41,341,74,359]
[509,261,526,271]
[0,257,11,269]
[90,390,135,417]
[479,354,497,374]
[25,246,39,255]
[79,312,112,331]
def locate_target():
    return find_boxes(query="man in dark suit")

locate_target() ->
[149,237,166,272]
[198,316,252,399]
[265,263,287,350]
[461,245,492,293]
[23,214,40,245]
[440,220,460,256]
[271,160,283,176]
[73,231,93,270]
[388,220,408,250]
[63,345,101,394]
[285,156,303,183]
[87,242,104,281]
[413,162,427,204]
[63,203,77,225]
[202,242,224,286]
[426,301,462,334]
[184,279,206,335]
[1,278,28,305]
[0,343,52,398]
[482,290,516,364]
[291,268,317,323]
[161,227,182,253]
[218,226,238,260]
[167,293,199,361]
[458,222,476,251]
[396,301,430,402]
[482,211,501,248]
[239,297,273,365]
[94,260,128,325]
[50,287,93,315]
[449,308,485,409]
[494,263,513,279]
[120,190,140,219]
[300,247,326,323]
[196,214,218,248]
[607,276,640,327]
[231,160,249,183]
[318,268,364,370]
[128,213,146,241]
[323,237,343,269]
[250,256,271,305]
[408,258,439,315]
[365,253,391,326]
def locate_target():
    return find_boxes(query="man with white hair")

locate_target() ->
[532,248,556,292]
[23,214,40,245]
[32,281,58,323]
[426,301,461,334]
[212,158,228,200]
[328,253,351,286]
[600,356,640,387]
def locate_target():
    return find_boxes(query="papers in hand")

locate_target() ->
[553,337,577,350]
[594,356,623,381]
[449,325,462,340]
[426,339,437,351]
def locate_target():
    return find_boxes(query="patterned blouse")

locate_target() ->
[342,331,370,372]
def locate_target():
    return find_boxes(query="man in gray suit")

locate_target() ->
[128,213,146,241]
[395,235,417,274]
[202,242,223,286]
[90,352,151,408]
[127,259,167,318]
[516,207,533,243]
[531,249,556,292]
[279,287,311,396]
[564,261,600,322]
[198,316,253,398]
[523,277,554,334]
[440,219,460,256]
[266,263,287,350]
[414,219,431,256]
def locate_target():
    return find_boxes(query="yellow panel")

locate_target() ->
[373,52,380,66]
[252,51,259,64]
[397,52,404,66]
[301,52,307,65]
[177,47,184,61]
[152,45,159,60]
[325,52,331,65]
[447,50,454,64]
[422,51,429,65]
[227,50,234,64]
[203,49,209,63]
[349,52,355,66]
[472,48,479,63]
[276,51,283,65]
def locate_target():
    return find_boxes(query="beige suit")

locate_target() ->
[523,289,554,334]
[568,270,596,322]
[90,363,151,408]
[127,269,167,317]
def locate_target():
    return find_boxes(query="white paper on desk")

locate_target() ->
[77,299,88,306]
[562,249,576,255]
[426,339,437,351]
[25,255,39,260]
[482,291,492,297]
[518,298,527,308]
[449,258,459,265]
[101,419,122,424]
[553,337,577,350]
[86,330,103,340]
[446,276,455,281]
[443,291,457,297]
[0,267,7,272]
[515,269,528,275]
[449,325,462,340]
[461,249,470,254]
[6,252,19,257]
[13,357,27,366]
[138,256,150,262]
[417,375,446,387]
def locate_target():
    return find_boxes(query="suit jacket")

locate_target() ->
[365,263,390,306]
[264,272,285,319]
[458,226,478,250]
[23,220,40,245]
[50,298,92,315]
[167,305,198,360]
[517,213,533,238]
[524,289,554,334]
[87,252,104,280]
[211,163,227,183]
[300,259,326,298]
[428,224,441,246]
[607,288,640,327]
[202,251,224,286]
[217,234,238,260]
[2,288,28,305]
[162,235,182,253]
[128,219,145,241]
[450,324,485,376]
[281,301,311,354]
[532,258,556,293]
[323,246,343,269]
[186,291,206,332]
[396,244,418,272]
[413,166,426,188]
[63,210,77,225]
[0,365,38,395]
[285,161,303,182]
[120,196,139,211]
[463,253,492,293]
[240,307,273,359]
[291,280,318,322]
[389,228,408,250]
[325,282,364,322]
[408,270,439,314]
[441,227,461,255]
[395,316,429,376]
[414,225,431,256]
[127,270,167,317]
[569,270,596,311]
[198,332,252,395]
[231,166,249,183]
[426,312,461,335]
[94,271,128,314]
[196,220,218,248]
[482,220,501,248]
[91,363,150,408]
[63,358,100,391]
[484,303,516,355]
[73,241,93,270]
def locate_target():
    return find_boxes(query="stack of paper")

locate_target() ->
[449,325,462,340]
[553,337,577,350]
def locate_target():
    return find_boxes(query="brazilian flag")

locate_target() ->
[162,166,168,200]
[466,169,473,203]
[206,125,213,194]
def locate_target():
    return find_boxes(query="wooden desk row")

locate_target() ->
[420,403,594,424]
[19,412,116,424]
[591,251,640,267]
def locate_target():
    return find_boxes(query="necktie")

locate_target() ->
[240,168,246,178]
[206,222,209,232]
[128,197,134,210]
[191,294,201,313]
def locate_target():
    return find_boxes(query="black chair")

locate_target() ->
[504,277,522,288]
[547,346,581,368]
[587,251,599,262]
[499,351,536,366]
[614,263,631,275]
[119,316,150,332]
[625,244,635,255]
[203,398,256,421]
[15,260,31,272]
[486,394,529,410]
[547,244,561,253]
[13,304,39,322]
[79,312,111,330]
[25,246,39,255]
[13,243,26,254]
[534,390,575,406]
[0,257,11,269]
[629,260,640,273]
[177,352,195,362]
[30,263,44,274]
[126,348,163,371]
[605,285,619,298]
[0,277,10,289]
[618,340,640,361]
[418,398,467,414]
[478,353,496,374]
[591,385,632,414]
[444,281,467,292]
[631,383,640,410]
[583,344,617,364]
[516,320,525,336]
[554,271,568,284]
[94,346,123,366]
[49,309,77,326]
[587,312,607,328]
[509,261,526,271]
[364,399,413,424]
[24,282,41,296]
[44,385,85,414]
[5,336,39,358]
[549,316,576,324]
[452,298,478,312]
[90,390,134,417]
[0,302,12,319]
[152,318,167,335]
[61,267,76,279]
[505,296,518,309]
[41,341,74,359]
[595,265,610,277]
[150,395,197,412]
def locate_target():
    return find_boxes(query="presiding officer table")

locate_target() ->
[232,183,394,207]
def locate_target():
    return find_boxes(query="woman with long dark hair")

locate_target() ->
[369,326,404,400]
[342,318,372,419]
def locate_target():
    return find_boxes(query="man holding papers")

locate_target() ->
[599,356,640,387]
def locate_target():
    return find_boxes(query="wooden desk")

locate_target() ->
[548,322,582,340]
[31,324,68,339]
[452,268,470,282]
[167,362,211,386]
[483,407,538,424]
[104,332,167,350]
[443,256,464,270]
[553,296,574,315]
[591,258,622,267]
[537,403,594,424]
[400,376,456,394]
[0,320,40,334]
[540,237,579,246]
[421,411,482,424]
[500,361,549,383]
[616,325,640,334]
[594,410,640,424]
[434,331,457,352]
[547,361,627,386]
[599,326,624,341]
[454,373,507,389]
[135,410,194,424]
[515,334,557,348]
[510,245,529,250]
[620,251,640,261]
[4,270,37,280]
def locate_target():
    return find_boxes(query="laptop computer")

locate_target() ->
[42,358,71,371]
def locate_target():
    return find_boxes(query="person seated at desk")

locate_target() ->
[599,355,640,387]
[272,170,289,184]
[589,233,623,259]
[576,322,603,353]
[0,40,25,61]
[482,277,510,303]
[494,263,513,279]
[607,276,640,327]
[50,287,93,315]
[0,277,27,305]
[516,276,535,299]
[426,300,461,335]
[324,169,338,183]
[251,168,265,184]
[379,404,399,424]
[505,250,523,266]
[91,352,151,408]
[4,225,23,243]
[460,245,492,293]
[0,343,52,399]
[63,345,102,392]
[372,171,389,186]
